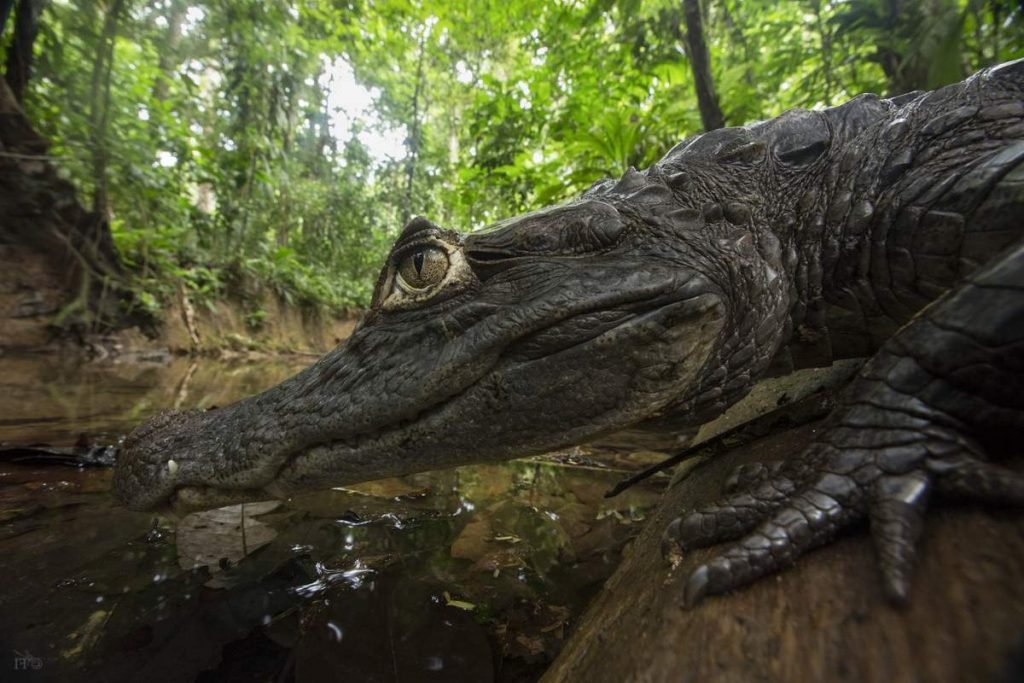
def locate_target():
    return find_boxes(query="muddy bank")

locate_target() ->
[0,255,359,358]
[114,289,359,358]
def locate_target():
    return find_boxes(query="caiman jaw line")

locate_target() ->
[168,402,448,512]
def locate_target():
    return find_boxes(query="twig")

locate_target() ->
[0,151,57,160]
[604,447,703,498]
[604,389,836,498]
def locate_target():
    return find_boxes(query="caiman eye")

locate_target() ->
[396,247,449,291]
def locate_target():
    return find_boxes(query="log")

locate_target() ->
[543,419,1024,683]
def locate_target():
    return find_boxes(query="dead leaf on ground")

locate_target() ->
[176,503,280,586]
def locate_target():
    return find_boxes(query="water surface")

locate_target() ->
[0,354,665,682]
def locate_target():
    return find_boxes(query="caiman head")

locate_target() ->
[114,113,828,513]
[114,204,731,512]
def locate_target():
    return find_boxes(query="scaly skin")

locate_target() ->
[114,60,1024,605]
[666,242,1024,605]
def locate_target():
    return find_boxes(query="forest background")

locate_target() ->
[1,0,1022,328]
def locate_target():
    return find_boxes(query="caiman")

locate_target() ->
[114,60,1024,606]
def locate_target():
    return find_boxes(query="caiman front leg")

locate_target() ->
[664,241,1024,606]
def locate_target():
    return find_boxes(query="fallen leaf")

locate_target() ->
[176,503,279,586]
[443,591,476,611]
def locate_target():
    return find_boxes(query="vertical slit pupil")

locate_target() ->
[413,251,425,274]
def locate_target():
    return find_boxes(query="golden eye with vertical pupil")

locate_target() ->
[396,247,449,291]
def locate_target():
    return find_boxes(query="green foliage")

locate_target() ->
[244,306,268,331]
[13,0,1024,313]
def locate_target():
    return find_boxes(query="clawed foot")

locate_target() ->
[662,408,1024,607]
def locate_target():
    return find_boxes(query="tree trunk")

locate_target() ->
[680,0,724,132]
[3,0,45,103]
[152,0,185,103]
[401,37,427,227]
[810,0,835,103]
[0,0,14,38]
[88,0,126,218]
[543,401,1024,682]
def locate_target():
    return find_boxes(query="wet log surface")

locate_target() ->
[543,417,1024,683]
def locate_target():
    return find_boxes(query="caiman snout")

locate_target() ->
[114,407,280,513]
[114,408,207,511]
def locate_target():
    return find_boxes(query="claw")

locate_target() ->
[661,517,684,561]
[870,472,930,604]
[684,564,710,607]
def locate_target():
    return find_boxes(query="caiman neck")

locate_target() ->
[636,221,793,432]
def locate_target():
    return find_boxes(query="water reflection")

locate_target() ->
[0,354,666,682]
[0,354,312,444]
